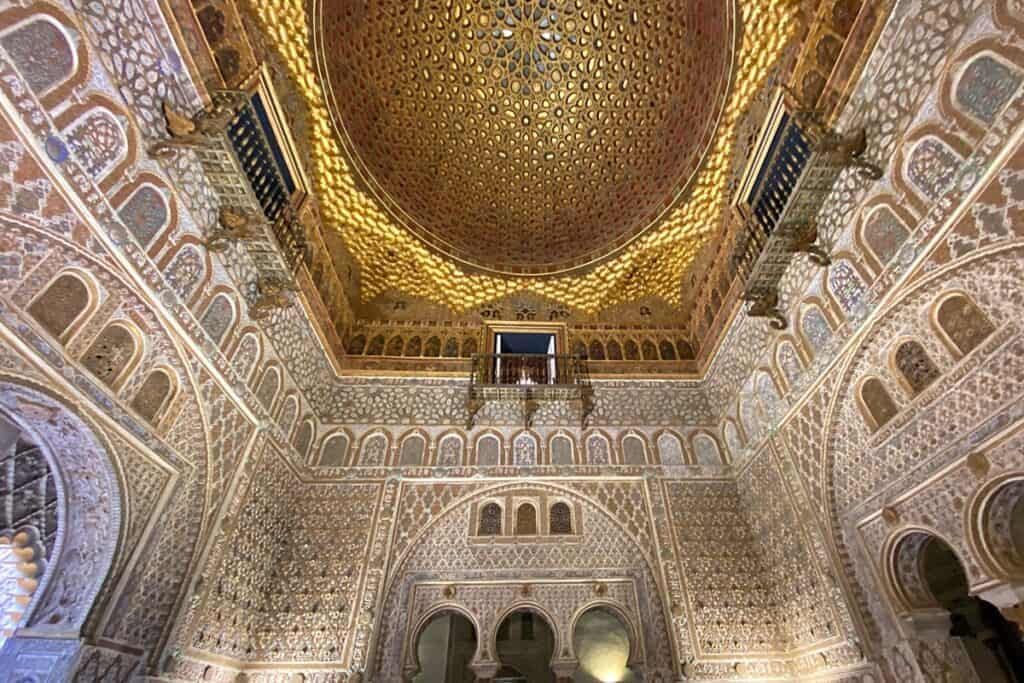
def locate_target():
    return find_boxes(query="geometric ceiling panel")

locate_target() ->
[319,0,735,275]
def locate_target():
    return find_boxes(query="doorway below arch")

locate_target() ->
[572,607,637,683]
[919,536,1024,682]
[413,611,478,683]
[496,610,556,683]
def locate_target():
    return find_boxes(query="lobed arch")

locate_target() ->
[567,600,644,666]
[406,604,485,676]
[375,481,674,681]
[0,376,124,639]
[882,527,975,617]
[822,243,1024,655]
[965,474,1024,582]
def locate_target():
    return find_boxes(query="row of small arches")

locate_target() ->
[347,333,479,358]
[568,336,696,362]
[730,287,996,457]
[313,428,727,468]
[476,501,575,537]
[26,272,178,427]
[858,293,996,433]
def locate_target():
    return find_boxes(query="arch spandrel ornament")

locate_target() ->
[822,244,1024,656]
[372,481,677,681]
[0,377,124,639]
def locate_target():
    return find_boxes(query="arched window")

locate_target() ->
[606,340,623,360]
[28,273,90,341]
[366,335,386,355]
[549,502,572,534]
[437,435,463,466]
[442,337,459,357]
[1,16,77,97]
[676,339,695,360]
[399,434,426,466]
[424,337,441,357]
[641,340,658,360]
[623,340,640,361]
[860,378,899,431]
[200,294,234,344]
[936,294,995,357]
[894,341,940,396]
[476,434,501,467]
[516,504,538,535]
[478,502,502,535]
[659,340,677,360]
[292,420,314,460]
[347,335,366,355]
[319,433,350,467]
[118,185,170,248]
[232,333,260,381]
[622,435,646,465]
[550,435,574,466]
[692,434,722,466]
[861,206,911,269]
[512,433,537,466]
[82,324,138,388]
[131,369,173,424]
[386,336,405,356]
[405,337,422,356]
[657,432,685,466]
[586,434,610,465]
[255,368,280,410]
[588,340,605,360]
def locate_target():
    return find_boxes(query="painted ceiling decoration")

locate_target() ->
[245,0,803,313]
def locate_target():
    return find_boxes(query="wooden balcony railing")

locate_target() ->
[467,354,592,427]
[732,99,881,329]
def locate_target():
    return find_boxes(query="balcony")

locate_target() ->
[732,91,881,328]
[467,354,592,428]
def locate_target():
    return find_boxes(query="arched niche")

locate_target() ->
[494,608,557,682]
[27,272,95,343]
[621,434,646,466]
[0,377,123,666]
[656,431,685,466]
[932,292,996,358]
[319,432,350,467]
[549,434,575,466]
[399,433,427,467]
[475,433,502,467]
[691,433,723,467]
[410,609,480,683]
[373,484,674,682]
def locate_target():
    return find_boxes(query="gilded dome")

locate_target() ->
[316,0,736,275]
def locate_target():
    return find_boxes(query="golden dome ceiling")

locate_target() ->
[317,1,735,275]
[245,0,801,312]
